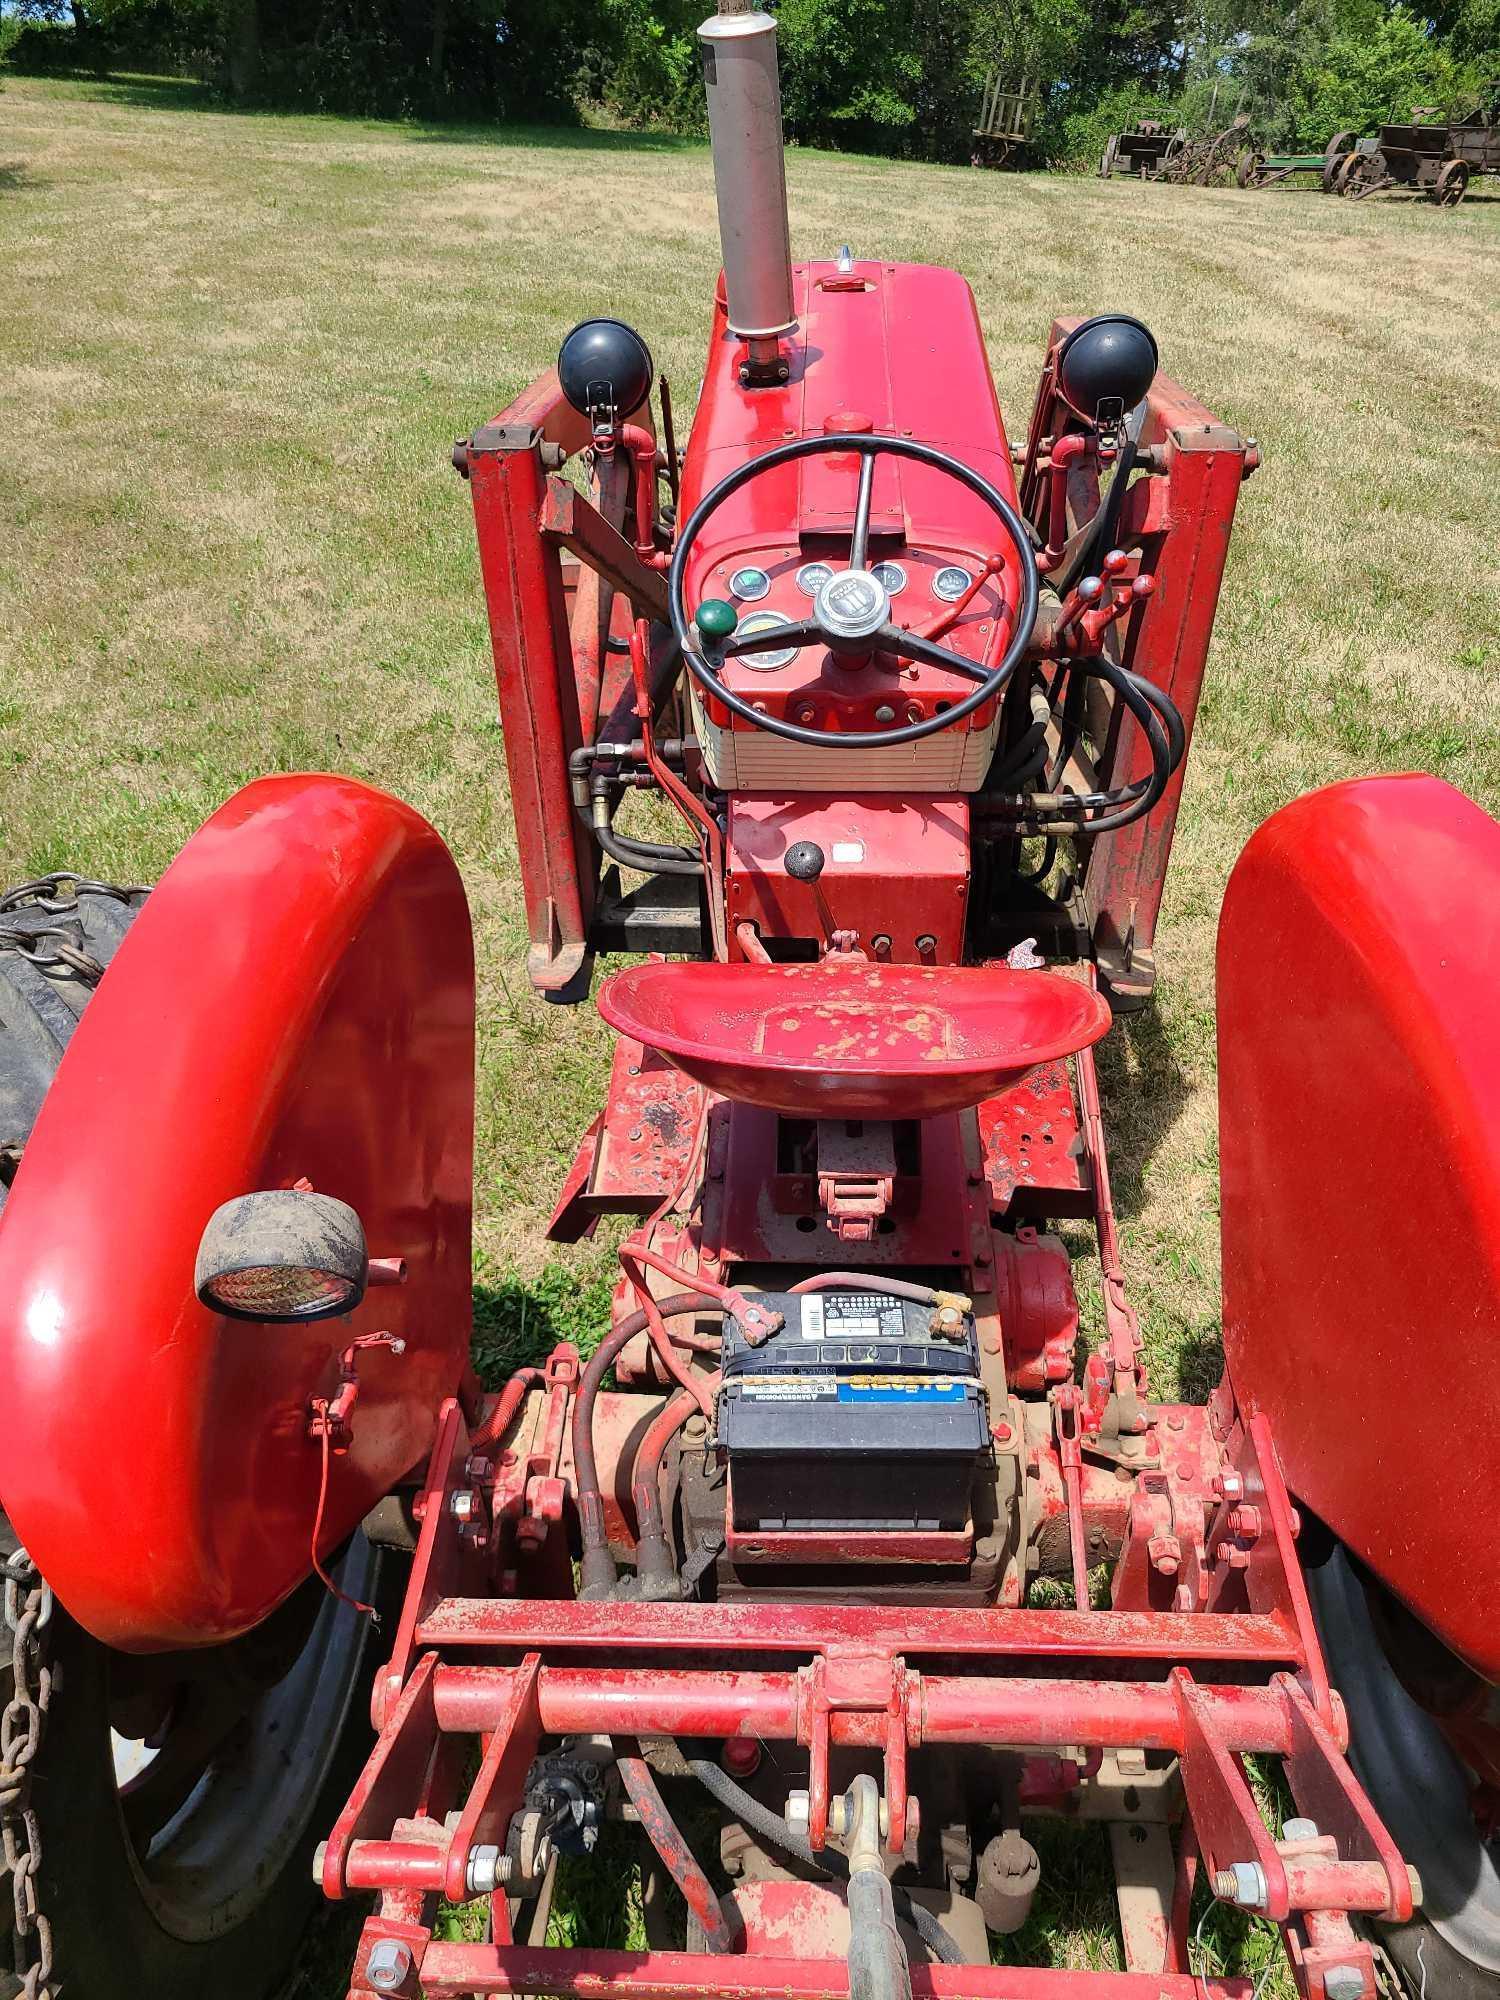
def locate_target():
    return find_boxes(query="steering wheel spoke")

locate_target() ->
[880,624,992,683]
[849,449,877,574]
[722,619,822,659]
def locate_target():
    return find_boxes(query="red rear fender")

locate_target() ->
[1219,774,1500,1678]
[0,775,474,1652]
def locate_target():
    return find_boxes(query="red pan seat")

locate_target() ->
[597,959,1111,1120]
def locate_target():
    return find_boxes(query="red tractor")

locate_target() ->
[2,7,1498,1999]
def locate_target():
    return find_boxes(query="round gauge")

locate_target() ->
[734,610,801,671]
[729,566,771,603]
[932,565,974,603]
[795,561,834,597]
[872,561,907,596]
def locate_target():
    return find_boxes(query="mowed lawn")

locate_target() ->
[3,69,1500,1983]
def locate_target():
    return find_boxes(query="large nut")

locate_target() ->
[365,1940,414,1992]
[1212,1861,1268,1910]
[1322,1967,1366,2000]
[466,1844,511,1894]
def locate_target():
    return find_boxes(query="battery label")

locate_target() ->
[799,1294,908,1342]
[836,1376,969,1404]
[735,1375,837,1401]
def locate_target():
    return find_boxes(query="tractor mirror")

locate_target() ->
[1056,313,1159,428]
[195,1189,368,1324]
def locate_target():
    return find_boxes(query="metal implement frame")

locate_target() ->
[329,1376,1404,1998]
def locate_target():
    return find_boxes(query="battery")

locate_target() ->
[717,1289,989,1534]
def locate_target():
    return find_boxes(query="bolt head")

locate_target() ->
[365,1940,414,1991]
[785,1789,810,1832]
[1282,1816,1318,1842]
[1322,1966,1366,2000]
[450,1489,478,1522]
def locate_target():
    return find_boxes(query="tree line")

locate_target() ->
[5,0,1497,165]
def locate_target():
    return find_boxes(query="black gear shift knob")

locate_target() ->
[784,841,826,882]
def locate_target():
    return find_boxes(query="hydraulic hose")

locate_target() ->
[588,796,702,876]
[684,1757,965,1967]
[1050,408,1144,600]
[993,652,1182,839]
[574,1292,721,1598]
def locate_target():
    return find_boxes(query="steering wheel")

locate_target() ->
[667,433,1040,750]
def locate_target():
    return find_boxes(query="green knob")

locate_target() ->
[695,598,738,643]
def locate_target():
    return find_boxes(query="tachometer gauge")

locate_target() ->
[932,565,973,602]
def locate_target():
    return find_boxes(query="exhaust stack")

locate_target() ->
[698,0,796,383]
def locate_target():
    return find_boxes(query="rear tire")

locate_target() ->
[1,872,397,1997]
[1306,1545,1500,1997]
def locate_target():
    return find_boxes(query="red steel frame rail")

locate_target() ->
[411,1947,1257,1998]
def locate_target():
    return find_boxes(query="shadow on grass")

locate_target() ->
[0,160,43,192]
[408,122,698,155]
[14,70,217,113]
[471,1261,615,1388]
[1172,1323,1226,1404]
[35,68,699,154]
[1090,1001,1193,1224]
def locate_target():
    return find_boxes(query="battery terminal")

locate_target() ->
[928,1290,974,1340]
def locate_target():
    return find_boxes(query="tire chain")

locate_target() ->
[1,1552,55,2000]
[0,873,145,1996]
[0,872,146,988]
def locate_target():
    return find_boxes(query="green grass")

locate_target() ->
[3,69,1499,1988]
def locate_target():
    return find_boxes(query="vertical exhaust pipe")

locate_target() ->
[698,0,796,385]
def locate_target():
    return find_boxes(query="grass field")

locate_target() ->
[3,69,1499,1989]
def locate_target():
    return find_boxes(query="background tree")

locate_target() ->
[3,0,1496,159]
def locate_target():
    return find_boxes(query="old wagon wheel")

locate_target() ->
[1236,148,1265,188]
[1340,147,1385,198]
[1435,157,1470,204]
[1154,133,1185,182]
[0,875,397,2000]
[1322,128,1356,190]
